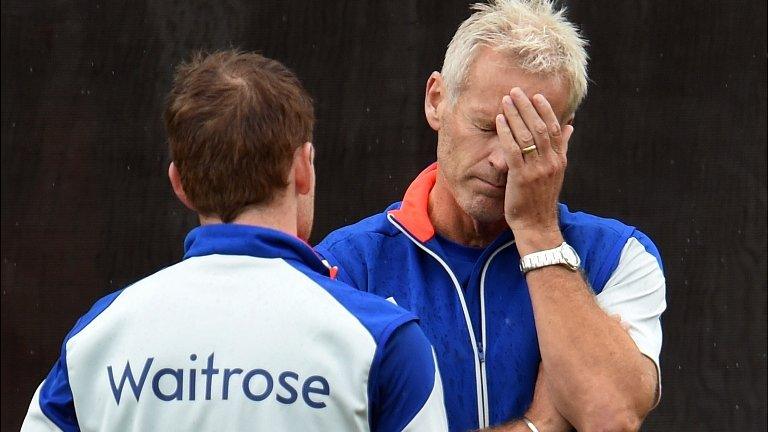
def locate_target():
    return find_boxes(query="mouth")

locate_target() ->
[477,177,505,189]
[474,177,506,194]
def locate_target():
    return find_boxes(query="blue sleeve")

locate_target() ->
[36,353,79,431]
[25,290,124,431]
[369,321,443,432]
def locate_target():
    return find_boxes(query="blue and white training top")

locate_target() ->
[21,224,448,432]
[317,163,667,431]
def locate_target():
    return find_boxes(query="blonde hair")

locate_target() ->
[441,0,588,115]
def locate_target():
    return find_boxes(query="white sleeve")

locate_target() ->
[20,383,65,432]
[595,236,667,404]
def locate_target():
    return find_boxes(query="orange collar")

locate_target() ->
[388,163,438,243]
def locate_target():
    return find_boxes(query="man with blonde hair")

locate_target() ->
[318,1,666,431]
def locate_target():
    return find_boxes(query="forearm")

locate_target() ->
[517,232,655,431]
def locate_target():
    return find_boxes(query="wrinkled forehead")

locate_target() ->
[457,47,572,122]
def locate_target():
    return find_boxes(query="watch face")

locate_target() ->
[562,244,581,267]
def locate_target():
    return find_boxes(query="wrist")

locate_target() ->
[513,229,564,257]
[521,417,541,432]
[496,419,539,432]
[518,414,570,432]
[501,420,536,432]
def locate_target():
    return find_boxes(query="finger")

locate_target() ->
[501,95,537,158]
[532,94,562,155]
[496,113,524,169]
[510,88,551,155]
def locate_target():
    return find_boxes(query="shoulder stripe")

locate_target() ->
[37,289,126,430]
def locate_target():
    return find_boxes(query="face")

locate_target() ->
[430,46,572,224]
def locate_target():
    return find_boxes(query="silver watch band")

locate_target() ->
[523,249,560,268]
[519,241,581,273]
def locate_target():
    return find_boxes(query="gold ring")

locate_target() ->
[521,145,538,155]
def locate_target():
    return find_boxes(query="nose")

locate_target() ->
[487,141,508,174]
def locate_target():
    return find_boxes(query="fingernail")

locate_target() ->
[502,95,512,105]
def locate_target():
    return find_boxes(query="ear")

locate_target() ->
[168,162,196,211]
[293,142,315,196]
[425,71,446,131]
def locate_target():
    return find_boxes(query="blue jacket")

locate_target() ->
[317,163,664,431]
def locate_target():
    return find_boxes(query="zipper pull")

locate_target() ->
[320,259,339,280]
[477,342,486,364]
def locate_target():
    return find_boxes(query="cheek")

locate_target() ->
[447,135,493,169]
[437,135,468,176]
[437,118,494,178]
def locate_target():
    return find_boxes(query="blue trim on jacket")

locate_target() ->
[38,289,125,431]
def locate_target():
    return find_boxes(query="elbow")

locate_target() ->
[578,406,643,432]
[554,369,655,432]
[578,412,640,432]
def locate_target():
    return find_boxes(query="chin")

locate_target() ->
[459,194,505,224]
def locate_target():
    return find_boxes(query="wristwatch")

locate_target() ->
[519,242,581,273]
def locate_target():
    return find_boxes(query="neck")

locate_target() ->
[199,196,298,236]
[428,174,507,248]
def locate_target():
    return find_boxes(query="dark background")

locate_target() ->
[2,0,766,430]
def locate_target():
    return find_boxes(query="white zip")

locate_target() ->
[387,214,486,428]
[479,239,516,427]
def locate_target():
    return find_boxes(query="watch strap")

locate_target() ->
[519,242,579,273]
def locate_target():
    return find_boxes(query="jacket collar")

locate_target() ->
[183,224,332,277]
[388,163,517,248]
[388,163,439,243]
